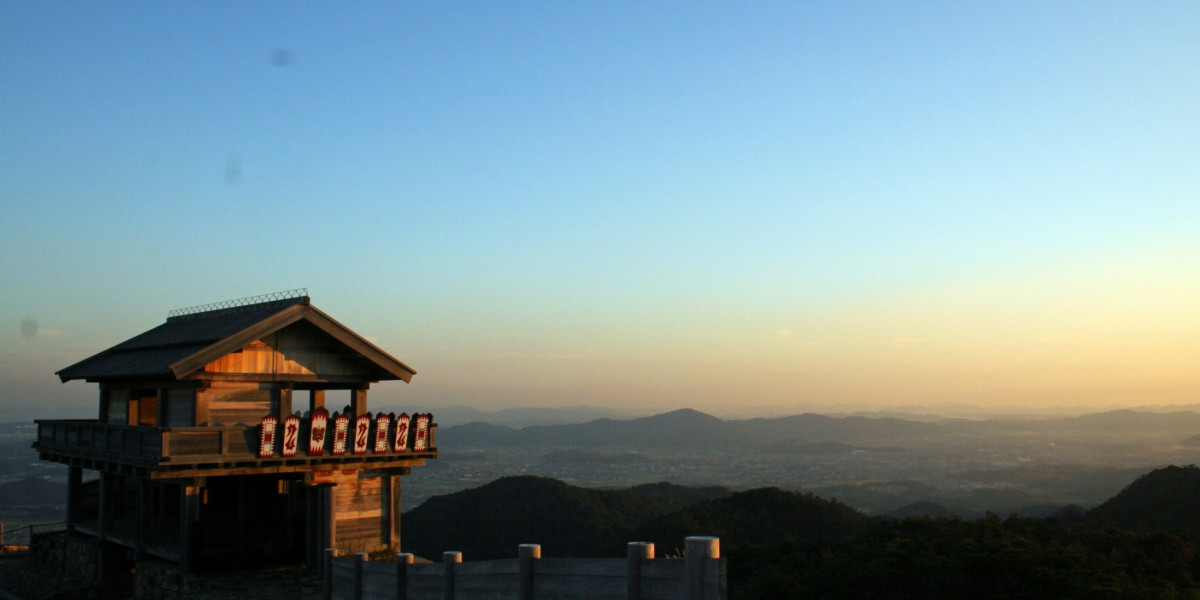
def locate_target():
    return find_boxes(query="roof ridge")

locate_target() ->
[167,290,309,322]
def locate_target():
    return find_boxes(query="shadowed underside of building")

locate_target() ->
[34,292,438,594]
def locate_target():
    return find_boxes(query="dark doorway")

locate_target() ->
[196,475,305,571]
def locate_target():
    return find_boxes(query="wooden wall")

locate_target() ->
[164,388,195,427]
[102,389,128,424]
[202,322,377,379]
[200,382,270,426]
[312,470,401,556]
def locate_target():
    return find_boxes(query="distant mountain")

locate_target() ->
[438,408,731,449]
[0,422,38,436]
[0,477,66,508]
[434,421,521,447]
[624,482,732,506]
[884,501,959,519]
[637,487,871,549]
[1087,465,1200,540]
[401,476,684,560]
[435,407,1200,453]
[948,409,1200,437]
[437,408,947,450]
[521,408,729,448]
[727,413,941,443]
[423,406,635,428]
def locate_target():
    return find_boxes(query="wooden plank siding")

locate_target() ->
[202,324,382,380]
[314,470,397,555]
[165,388,195,426]
[202,382,272,426]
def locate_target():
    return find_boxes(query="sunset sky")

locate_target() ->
[2,2,1198,422]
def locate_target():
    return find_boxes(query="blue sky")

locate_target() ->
[2,2,1198,422]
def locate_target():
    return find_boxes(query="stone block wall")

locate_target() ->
[31,530,98,582]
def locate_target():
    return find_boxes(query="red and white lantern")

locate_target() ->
[258,415,278,458]
[331,413,350,456]
[374,413,392,453]
[352,413,372,454]
[308,408,329,456]
[413,413,431,452]
[281,414,301,457]
[393,413,410,453]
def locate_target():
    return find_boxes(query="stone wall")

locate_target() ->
[31,530,98,583]
[134,559,197,600]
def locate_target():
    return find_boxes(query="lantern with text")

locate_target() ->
[308,408,329,456]
[352,414,372,454]
[331,413,350,456]
[258,415,278,458]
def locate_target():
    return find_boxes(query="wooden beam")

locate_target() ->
[67,466,82,535]
[351,388,368,417]
[135,478,151,557]
[179,481,202,574]
[385,474,401,552]
[274,386,293,418]
[156,389,168,426]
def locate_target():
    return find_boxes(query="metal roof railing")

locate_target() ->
[167,288,309,319]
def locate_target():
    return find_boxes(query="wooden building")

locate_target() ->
[34,291,437,587]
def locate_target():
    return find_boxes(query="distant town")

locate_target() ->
[7,404,1200,545]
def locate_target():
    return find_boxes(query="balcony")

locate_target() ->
[35,419,438,478]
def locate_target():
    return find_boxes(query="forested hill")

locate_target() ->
[1087,464,1200,539]
[400,476,867,560]
[402,476,735,559]
[404,466,1200,599]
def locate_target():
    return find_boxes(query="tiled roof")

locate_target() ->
[56,297,415,383]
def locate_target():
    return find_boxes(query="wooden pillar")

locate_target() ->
[179,481,202,574]
[353,552,368,600]
[194,385,210,426]
[310,389,326,412]
[325,483,335,554]
[396,553,414,600]
[98,388,109,422]
[66,466,82,534]
[98,472,114,535]
[685,536,719,600]
[306,484,318,570]
[443,551,462,600]
[274,386,293,418]
[519,544,540,600]
[324,548,337,600]
[350,388,368,417]
[383,473,402,552]
[135,478,152,557]
[96,472,114,592]
[627,542,654,600]
[156,388,168,426]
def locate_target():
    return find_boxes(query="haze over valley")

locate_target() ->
[7,403,1200,541]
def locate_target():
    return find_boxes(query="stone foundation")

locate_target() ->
[134,559,197,600]
[31,530,98,584]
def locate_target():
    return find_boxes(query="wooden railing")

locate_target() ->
[34,419,437,471]
[36,420,163,467]
[327,537,725,600]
